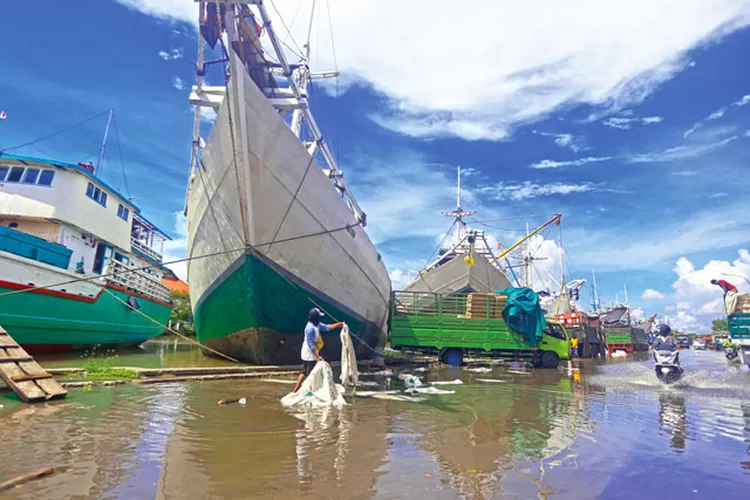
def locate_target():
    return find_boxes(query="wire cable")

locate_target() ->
[0,110,111,153]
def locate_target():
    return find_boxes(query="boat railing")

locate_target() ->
[130,236,163,262]
[104,259,171,304]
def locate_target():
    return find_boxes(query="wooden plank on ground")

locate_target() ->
[0,326,67,403]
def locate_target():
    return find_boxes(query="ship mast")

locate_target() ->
[591,270,600,312]
[95,108,114,176]
[440,166,475,240]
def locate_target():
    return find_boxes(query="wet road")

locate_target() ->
[1,346,749,499]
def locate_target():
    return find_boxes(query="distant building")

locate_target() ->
[162,268,189,294]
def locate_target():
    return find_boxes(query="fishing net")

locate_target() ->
[281,361,347,408]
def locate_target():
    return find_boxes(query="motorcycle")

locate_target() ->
[725,345,739,362]
[654,349,684,384]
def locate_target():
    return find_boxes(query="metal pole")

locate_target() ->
[95,108,114,175]
[185,1,206,215]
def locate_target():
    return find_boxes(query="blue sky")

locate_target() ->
[2,0,750,332]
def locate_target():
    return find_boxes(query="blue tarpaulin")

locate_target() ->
[495,287,547,346]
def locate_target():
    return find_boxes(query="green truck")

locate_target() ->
[728,313,750,369]
[390,291,570,368]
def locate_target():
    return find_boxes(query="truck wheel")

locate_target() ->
[541,351,559,369]
[532,352,542,368]
[440,348,463,367]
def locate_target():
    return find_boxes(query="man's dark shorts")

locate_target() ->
[300,360,316,376]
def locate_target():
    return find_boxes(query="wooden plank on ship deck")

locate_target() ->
[0,326,67,403]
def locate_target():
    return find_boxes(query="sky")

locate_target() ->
[2,0,750,333]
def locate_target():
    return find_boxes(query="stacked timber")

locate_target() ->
[465,293,507,319]
[734,294,750,313]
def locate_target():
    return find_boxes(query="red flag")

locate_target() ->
[0,110,6,120]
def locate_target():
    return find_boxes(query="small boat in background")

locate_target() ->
[0,124,173,353]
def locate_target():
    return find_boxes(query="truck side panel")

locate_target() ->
[391,314,528,352]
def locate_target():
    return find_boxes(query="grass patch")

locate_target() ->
[79,348,140,380]
[82,364,140,380]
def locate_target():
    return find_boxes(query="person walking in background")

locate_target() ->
[292,307,343,393]
[571,336,579,358]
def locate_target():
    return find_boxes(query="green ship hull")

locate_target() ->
[0,282,172,354]
[194,251,384,365]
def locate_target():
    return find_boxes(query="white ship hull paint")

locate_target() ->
[186,57,391,360]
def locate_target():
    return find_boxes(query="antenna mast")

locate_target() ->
[95,108,114,176]
[441,166,475,240]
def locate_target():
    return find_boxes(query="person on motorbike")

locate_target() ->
[653,324,676,351]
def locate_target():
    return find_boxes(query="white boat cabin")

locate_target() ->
[0,154,171,301]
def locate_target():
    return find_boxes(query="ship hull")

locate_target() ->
[0,250,171,352]
[186,52,390,365]
[194,251,383,364]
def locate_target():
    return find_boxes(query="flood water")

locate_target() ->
[1,343,749,499]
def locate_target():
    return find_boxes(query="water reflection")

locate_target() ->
[658,392,688,452]
[2,351,750,499]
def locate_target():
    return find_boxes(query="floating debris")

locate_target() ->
[406,386,455,395]
[431,379,464,385]
[355,380,380,387]
[398,373,423,387]
[370,393,425,403]
[465,367,492,373]
[476,378,508,383]
[218,397,248,405]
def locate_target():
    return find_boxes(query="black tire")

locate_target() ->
[440,348,464,367]
[541,351,559,369]
[532,352,542,368]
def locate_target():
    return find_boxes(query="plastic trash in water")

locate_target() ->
[465,367,492,373]
[398,373,423,387]
[432,379,464,385]
[413,367,428,372]
[405,386,456,395]
[476,378,507,383]
[355,380,380,387]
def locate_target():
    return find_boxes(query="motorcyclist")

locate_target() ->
[653,324,676,351]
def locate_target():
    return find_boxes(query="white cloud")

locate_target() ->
[662,250,750,332]
[389,269,409,289]
[159,47,184,61]
[641,288,665,300]
[172,77,187,91]
[116,0,750,141]
[370,114,508,142]
[200,107,217,124]
[162,211,188,281]
[602,115,663,130]
[564,204,750,271]
[534,131,587,152]
[627,135,738,163]
[530,156,612,169]
[478,181,598,201]
[672,170,697,176]
[535,131,743,169]
[684,93,750,137]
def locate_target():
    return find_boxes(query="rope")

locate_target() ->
[101,288,239,363]
[0,222,362,299]
[269,0,305,58]
[0,110,111,154]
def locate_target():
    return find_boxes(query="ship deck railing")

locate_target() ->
[130,237,163,262]
[104,259,171,304]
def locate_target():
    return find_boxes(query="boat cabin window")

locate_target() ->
[85,182,108,207]
[117,204,130,221]
[38,170,55,186]
[545,323,567,341]
[22,168,40,184]
[7,166,24,183]
[0,165,55,186]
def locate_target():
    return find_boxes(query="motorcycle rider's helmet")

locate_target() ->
[657,324,671,337]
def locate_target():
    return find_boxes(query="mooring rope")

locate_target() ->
[101,288,240,363]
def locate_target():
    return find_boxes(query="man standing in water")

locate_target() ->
[292,307,344,393]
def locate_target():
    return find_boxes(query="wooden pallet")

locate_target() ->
[0,326,67,403]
